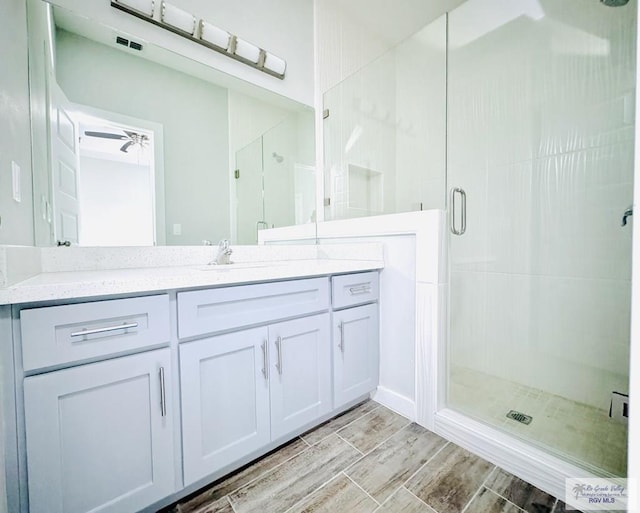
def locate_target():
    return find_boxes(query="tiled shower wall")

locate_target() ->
[448,0,637,410]
[322,15,447,220]
[323,52,397,219]
[395,17,447,212]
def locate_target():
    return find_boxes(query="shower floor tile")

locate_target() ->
[449,366,628,476]
[164,401,572,513]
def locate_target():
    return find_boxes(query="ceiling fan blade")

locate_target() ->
[85,131,128,140]
[120,141,135,153]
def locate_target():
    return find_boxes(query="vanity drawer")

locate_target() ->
[21,294,170,372]
[332,271,379,309]
[177,278,329,339]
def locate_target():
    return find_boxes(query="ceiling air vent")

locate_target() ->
[115,35,143,51]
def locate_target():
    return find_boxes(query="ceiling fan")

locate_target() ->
[84,130,149,153]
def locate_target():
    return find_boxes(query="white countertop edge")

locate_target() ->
[0,259,384,305]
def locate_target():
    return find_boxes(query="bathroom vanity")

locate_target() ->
[0,250,382,513]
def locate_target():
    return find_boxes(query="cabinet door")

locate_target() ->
[333,304,379,408]
[269,314,331,439]
[24,349,174,513]
[180,327,271,486]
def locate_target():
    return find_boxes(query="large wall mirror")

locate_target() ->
[28,1,316,247]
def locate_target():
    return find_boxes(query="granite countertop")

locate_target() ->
[0,258,383,305]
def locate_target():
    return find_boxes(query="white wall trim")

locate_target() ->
[416,281,447,430]
[262,210,446,281]
[316,211,446,284]
[372,386,415,420]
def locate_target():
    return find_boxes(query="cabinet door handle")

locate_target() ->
[70,322,138,338]
[261,340,269,380]
[275,336,283,375]
[338,321,345,353]
[159,366,167,417]
[349,285,371,295]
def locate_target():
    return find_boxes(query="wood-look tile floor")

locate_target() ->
[164,401,573,513]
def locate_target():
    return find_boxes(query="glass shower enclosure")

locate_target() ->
[235,111,316,244]
[447,0,635,476]
[322,0,636,479]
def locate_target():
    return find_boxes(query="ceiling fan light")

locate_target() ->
[120,141,135,153]
[113,0,155,17]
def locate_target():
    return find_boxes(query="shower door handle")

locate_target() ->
[450,187,467,235]
[256,220,268,241]
[622,206,633,226]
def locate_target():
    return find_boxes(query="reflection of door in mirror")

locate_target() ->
[49,82,80,246]
[76,112,158,246]
[50,94,158,246]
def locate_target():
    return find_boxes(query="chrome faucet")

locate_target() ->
[211,239,233,265]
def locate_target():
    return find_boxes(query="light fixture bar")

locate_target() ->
[110,1,285,79]
[113,0,155,17]
[199,20,231,50]
[161,2,196,35]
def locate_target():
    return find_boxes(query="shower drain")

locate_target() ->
[506,410,532,425]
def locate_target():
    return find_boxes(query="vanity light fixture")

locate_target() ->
[160,1,196,36]
[264,51,286,76]
[233,37,261,64]
[112,0,155,17]
[110,1,287,79]
[199,20,231,50]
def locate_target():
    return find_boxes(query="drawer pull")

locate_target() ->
[338,321,345,353]
[261,341,269,380]
[159,366,167,417]
[348,285,371,295]
[275,336,283,375]
[70,322,139,338]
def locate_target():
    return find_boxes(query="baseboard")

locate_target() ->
[372,386,416,421]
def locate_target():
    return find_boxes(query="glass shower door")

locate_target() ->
[263,117,296,230]
[235,137,264,244]
[447,0,635,476]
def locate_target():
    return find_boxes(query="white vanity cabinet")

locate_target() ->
[178,279,332,486]
[10,270,380,513]
[268,314,331,439]
[24,348,175,513]
[331,272,380,409]
[180,327,271,486]
[19,294,174,513]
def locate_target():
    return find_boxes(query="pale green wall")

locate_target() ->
[0,0,35,247]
